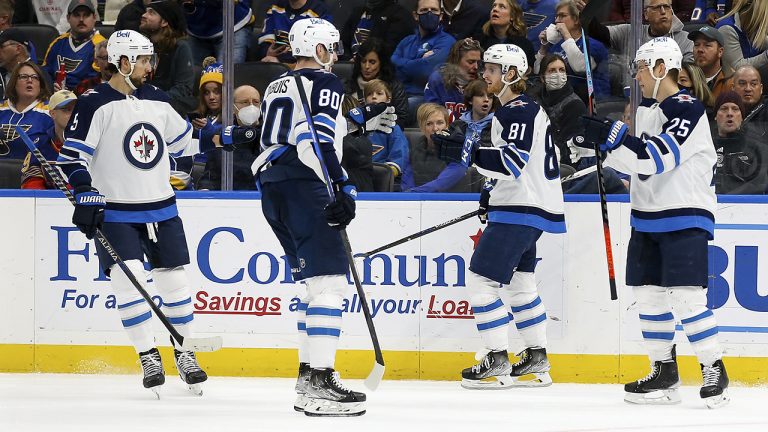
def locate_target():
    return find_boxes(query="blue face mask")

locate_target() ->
[418,11,441,33]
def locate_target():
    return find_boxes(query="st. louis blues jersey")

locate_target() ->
[42,32,107,90]
[0,100,53,160]
[473,94,566,233]
[253,68,347,184]
[605,90,717,238]
[58,83,207,223]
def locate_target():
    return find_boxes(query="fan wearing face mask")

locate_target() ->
[339,0,413,60]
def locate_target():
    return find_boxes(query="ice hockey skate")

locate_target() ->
[624,346,681,405]
[303,368,366,417]
[508,347,552,387]
[700,359,730,409]
[139,348,165,399]
[293,362,311,412]
[461,350,514,389]
[173,347,208,396]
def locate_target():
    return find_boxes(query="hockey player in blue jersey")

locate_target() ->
[434,44,565,390]
[56,29,252,398]
[581,37,729,409]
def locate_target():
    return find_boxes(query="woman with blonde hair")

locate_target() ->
[679,62,715,110]
[473,0,534,67]
[716,0,768,72]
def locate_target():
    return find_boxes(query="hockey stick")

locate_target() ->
[291,74,385,391]
[362,210,479,258]
[580,0,618,301]
[15,125,223,352]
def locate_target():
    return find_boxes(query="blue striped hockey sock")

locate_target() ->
[634,285,675,361]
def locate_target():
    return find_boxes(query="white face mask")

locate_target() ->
[544,72,568,90]
[236,104,260,126]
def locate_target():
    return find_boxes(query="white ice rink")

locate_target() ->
[1,374,767,432]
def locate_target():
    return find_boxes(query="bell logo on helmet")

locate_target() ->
[115,31,131,38]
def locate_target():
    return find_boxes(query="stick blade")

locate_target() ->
[364,361,385,391]
[179,336,223,352]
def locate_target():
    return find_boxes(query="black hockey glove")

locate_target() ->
[324,180,357,230]
[72,185,105,240]
[581,116,628,153]
[478,188,491,224]
[347,103,397,134]
[220,125,259,152]
[433,129,475,166]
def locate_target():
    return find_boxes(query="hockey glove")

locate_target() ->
[566,135,595,163]
[347,103,397,134]
[581,116,628,153]
[433,129,475,167]
[478,188,491,224]
[220,125,259,152]
[324,181,357,230]
[72,185,105,240]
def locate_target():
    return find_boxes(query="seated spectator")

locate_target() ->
[340,0,412,59]
[391,0,456,117]
[537,54,588,167]
[141,1,195,114]
[713,90,768,194]
[691,0,727,25]
[609,0,697,23]
[519,0,558,54]
[344,38,409,128]
[183,0,254,65]
[716,0,768,73]
[0,28,33,100]
[401,102,470,192]
[0,0,12,31]
[442,79,496,149]
[689,25,733,103]
[258,0,330,64]
[441,0,490,40]
[74,40,111,95]
[42,0,106,90]
[20,90,76,189]
[732,64,768,142]
[0,61,53,160]
[679,62,715,110]
[424,38,482,118]
[191,57,223,132]
[363,79,410,181]
[340,94,375,191]
[534,0,610,102]
[54,0,102,34]
[474,0,534,67]
[197,84,261,191]
[115,0,149,32]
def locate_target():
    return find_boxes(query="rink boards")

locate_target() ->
[1,191,767,384]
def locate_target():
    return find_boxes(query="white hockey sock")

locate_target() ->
[505,272,547,348]
[153,266,195,339]
[467,271,509,351]
[297,297,310,364]
[304,275,347,369]
[669,286,722,366]
[111,260,155,353]
[633,285,675,362]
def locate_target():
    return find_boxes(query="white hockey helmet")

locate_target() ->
[107,30,155,90]
[633,37,682,98]
[483,44,528,96]
[289,18,341,70]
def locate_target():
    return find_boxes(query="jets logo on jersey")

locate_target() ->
[57,55,83,73]
[672,94,696,104]
[123,122,164,170]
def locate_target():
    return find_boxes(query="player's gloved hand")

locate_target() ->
[478,187,490,224]
[324,180,357,229]
[347,103,397,134]
[567,135,595,163]
[72,185,105,240]
[433,129,474,166]
[581,116,628,153]
[220,125,259,152]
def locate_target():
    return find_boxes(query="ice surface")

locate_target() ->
[1,374,767,432]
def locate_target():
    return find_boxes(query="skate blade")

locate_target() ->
[624,389,681,405]
[509,372,553,388]
[187,383,203,396]
[149,386,162,400]
[704,390,730,409]
[303,398,366,417]
[461,375,515,390]
[294,394,309,412]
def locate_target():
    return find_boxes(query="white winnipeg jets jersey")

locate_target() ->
[58,83,202,223]
[605,90,717,238]
[473,94,566,234]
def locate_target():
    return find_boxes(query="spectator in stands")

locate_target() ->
[140,1,195,114]
[441,79,496,151]
[363,79,410,183]
[183,0,254,65]
[474,0,534,67]
[115,0,150,32]
[689,25,733,103]
[392,0,456,118]
[0,28,33,101]
[608,0,697,23]
[441,0,490,40]
[42,0,106,90]
[340,0,412,59]
[716,0,768,73]
[0,61,53,161]
[0,0,12,32]
[198,84,261,191]
[401,102,469,192]
[74,40,110,95]
[424,38,482,119]
[537,54,587,167]
[713,90,768,194]
[346,38,409,129]
[519,0,558,54]
[340,94,375,191]
[732,64,768,143]
[679,62,715,110]
[534,0,610,102]
[258,0,330,64]
[20,89,76,189]
[191,57,223,131]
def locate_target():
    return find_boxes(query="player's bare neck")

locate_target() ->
[108,75,133,96]
[499,91,521,106]
[295,58,322,71]
[654,79,680,104]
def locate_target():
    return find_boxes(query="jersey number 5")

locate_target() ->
[69,113,79,131]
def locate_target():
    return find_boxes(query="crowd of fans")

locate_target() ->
[1,0,767,195]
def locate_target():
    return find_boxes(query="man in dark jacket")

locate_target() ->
[340,0,413,59]
[441,0,489,40]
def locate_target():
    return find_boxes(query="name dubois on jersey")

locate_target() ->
[265,78,290,97]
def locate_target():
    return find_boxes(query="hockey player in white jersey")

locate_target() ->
[434,44,565,389]
[56,30,251,397]
[581,37,729,408]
